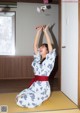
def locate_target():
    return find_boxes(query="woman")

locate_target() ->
[16,25,56,108]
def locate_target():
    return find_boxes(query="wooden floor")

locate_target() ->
[0,91,77,113]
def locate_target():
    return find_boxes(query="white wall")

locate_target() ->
[61,2,78,104]
[13,3,58,55]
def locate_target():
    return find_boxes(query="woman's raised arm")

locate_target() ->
[43,25,53,52]
[34,26,43,54]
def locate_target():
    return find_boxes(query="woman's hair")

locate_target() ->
[41,43,49,52]
[40,43,50,64]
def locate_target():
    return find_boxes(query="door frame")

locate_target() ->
[58,0,61,91]
[78,0,80,108]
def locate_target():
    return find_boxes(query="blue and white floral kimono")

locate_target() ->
[16,49,56,108]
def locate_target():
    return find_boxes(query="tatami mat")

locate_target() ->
[0,91,77,113]
[34,109,80,113]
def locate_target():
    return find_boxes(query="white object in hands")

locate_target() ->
[37,5,51,13]
[37,7,41,13]
[37,5,47,13]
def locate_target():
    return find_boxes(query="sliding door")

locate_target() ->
[61,1,78,105]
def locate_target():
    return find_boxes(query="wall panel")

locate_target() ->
[0,56,34,79]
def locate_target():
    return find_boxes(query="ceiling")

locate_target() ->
[0,0,59,4]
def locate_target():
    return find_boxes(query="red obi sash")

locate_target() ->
[28,75,49,87]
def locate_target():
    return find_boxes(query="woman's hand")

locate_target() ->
[43,25,49,33]
[36,26,43,33]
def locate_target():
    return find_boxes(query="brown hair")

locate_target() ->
[41,43,49,52]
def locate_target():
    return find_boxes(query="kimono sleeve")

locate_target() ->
[31,52,41,71]
[45,49,56,71]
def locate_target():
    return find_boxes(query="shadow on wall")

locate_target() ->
[49,24,58,91]
[38,24,59,91]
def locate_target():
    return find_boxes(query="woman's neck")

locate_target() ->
[40,56,46,64]
[42,55,46,60]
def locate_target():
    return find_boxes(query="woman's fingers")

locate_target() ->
[36,25,46,29]
[36,26,43,33]
[36,26,43,29]
[36,24,49,32]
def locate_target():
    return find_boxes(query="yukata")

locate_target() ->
[16,49,56,108]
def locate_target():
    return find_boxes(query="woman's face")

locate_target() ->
[39,45,48,56]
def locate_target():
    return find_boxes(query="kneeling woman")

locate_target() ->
[16,25,56,108]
